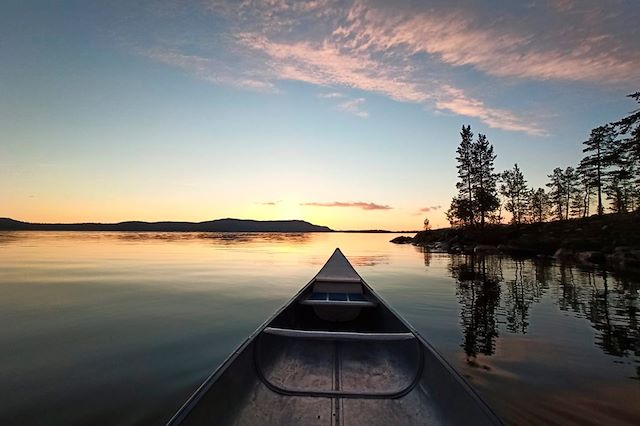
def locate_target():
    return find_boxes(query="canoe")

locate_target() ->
[168,248,502,425]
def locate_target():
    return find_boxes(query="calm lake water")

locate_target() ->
[0,231,638,425]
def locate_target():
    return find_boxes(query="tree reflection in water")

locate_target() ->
[560,266,639,362]
[449,255,639,376]
[451,255,502,358]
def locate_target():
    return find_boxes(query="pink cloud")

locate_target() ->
[236,33,542,133]
[237,33,428,103]
[301,201,392,210]
[437,86,548,136]
[147,0,638,135]
[336,0,639,84]
[420,205,442,212]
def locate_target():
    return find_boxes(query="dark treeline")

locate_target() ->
[447,92,640,226]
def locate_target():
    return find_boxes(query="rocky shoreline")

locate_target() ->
[391,212,640,270]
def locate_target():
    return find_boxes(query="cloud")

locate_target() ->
[236,32,428,103]
[258,200,281,206]
[419,205,442,212]
[317,92,345,99]
[549,0,576,12]
[235,32,542,133]
[144,49,279,93]
[301,201,392,210]
[317,91,368,117]
[436,86,548,136]
[335,0,639,84]
[336,97,368,118]
[143,0,639,135]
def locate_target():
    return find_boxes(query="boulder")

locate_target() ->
[576,251,605,264]
[474,244,499,254]
[497,244,518,253]
[608,249,640,269]
[433,242,450,252]
[553,248,574,260]
[390,236,413,244]
[613,246,632,253]
[449,243,463,253]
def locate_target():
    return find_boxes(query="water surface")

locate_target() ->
[0,232,638,424]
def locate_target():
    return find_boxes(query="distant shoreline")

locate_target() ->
[0,217,415,234]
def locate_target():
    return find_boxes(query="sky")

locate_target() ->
[1,0,639,230]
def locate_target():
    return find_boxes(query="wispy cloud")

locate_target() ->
[317,92,345,99]
[317,91,368,117]
[301,201,392,210]
[258,200,281,206]
[335,0,639,84]
[336,97,368,118]
[236,32,427,103]
[437,86,548,136]
[419,205,442,212]
[143,0,639,135]
[145,49,278,93]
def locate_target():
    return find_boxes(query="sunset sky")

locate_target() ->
[2,0,639,230]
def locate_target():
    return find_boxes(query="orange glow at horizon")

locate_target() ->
[4,197,450,231]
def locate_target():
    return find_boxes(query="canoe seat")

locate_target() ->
[299,292,377,307]
[263,327,415,341]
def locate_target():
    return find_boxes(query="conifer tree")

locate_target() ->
[528,188,549,223]
[563,167,578,219]
[610,92,640,211]
[572,162,592,218]
[499,163,528,224]
[546,168,565,220]
[471,134,499,228]
[456,125,475,224]
[581,126,612,215]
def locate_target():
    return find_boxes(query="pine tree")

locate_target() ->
[546,167,565,220]
[603,123,633,213]
[455,125,475,224]
[572,162,592,218]
[616,92,640,167]
[611,92,640,212]
[448,126,477,227]
[446,196,474,227]
[581,126,613,215]
[499,163,529,224]
[563,167,578,219]
[528,188,549,223]
[471,134,500,228]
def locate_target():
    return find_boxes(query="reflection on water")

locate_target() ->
[452,256,502,358]
[450,254,639,377]
[0,230,314,246]
[0,231,638,425]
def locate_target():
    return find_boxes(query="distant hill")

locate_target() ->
[0,218,332,233]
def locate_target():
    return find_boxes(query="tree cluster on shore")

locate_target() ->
[447,92,640,227]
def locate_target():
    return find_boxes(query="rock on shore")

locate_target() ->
[390,236,413,244]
